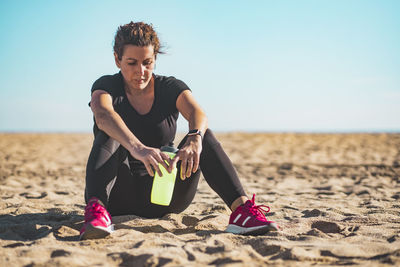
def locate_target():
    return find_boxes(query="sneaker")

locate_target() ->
[79,197,113,240]
[226,194,278,235]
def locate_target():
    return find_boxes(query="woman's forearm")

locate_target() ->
[94,108,144,155]
[188,109,208,135]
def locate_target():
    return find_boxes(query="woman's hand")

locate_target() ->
[170,135,202,180]
[130,146,171,177]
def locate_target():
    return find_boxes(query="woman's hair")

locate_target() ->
[113,21,164,60]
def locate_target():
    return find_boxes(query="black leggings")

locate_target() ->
[85,129,246,218]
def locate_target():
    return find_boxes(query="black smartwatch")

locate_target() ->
[187,129,203,139]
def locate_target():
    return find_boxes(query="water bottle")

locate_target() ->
[150,146,179,206]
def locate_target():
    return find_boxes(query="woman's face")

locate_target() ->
[114,45,155,91]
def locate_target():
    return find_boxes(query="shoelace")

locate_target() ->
[248,194,271,220]
[85,200,108,222]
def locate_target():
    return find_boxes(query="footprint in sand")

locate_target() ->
[108,252,151,266]
[132,240,144,249]
[205,245,225,254]
[305,228,328,237]
[209,258,243,265]
[347,226,360,232]
[271,247,321,261]
[19,192,47,199]
[108,252,172,266]
[278,163,293,171]
[387,234,400,243]
[51,249,71,258]
[3,242,26,248]
[302,209,325,217]
[131,225,169,233]
[54,191,69,195]
[182,215,200,227]
[355,189,371,196]
[11,224,51,240]
[1,194,14,200]
[246,238,284,256]
[183,246,196,261]
[341,226,360,237]
[391,192,400,200]
[311,221,342,233]
[53,225,80,241]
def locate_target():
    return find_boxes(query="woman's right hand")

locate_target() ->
[130,146,171,177]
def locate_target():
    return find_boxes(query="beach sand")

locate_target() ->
[1,133,400,266]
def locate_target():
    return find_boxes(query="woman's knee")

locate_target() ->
[93,130,122,155]
[87,131,128,171]
[202,128,221,150]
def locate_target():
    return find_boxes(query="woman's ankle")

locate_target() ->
[230,196,248,211]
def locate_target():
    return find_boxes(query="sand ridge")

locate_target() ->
[1,133,400,266]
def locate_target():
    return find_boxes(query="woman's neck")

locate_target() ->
[125,76,154,96]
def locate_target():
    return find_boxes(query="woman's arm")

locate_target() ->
[176,90,208,134]
[172,90,208,179]
[91,90,170,176]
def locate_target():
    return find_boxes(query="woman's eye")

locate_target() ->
[128,62,136,65]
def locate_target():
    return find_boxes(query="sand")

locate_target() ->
[1,132,400,266]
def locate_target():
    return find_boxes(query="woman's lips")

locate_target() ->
[134,78,145,84]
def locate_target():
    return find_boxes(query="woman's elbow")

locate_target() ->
[93,109,110,130]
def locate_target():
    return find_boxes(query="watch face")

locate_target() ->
[189,129,200,134]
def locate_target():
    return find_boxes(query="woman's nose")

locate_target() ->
[135,64,145,76]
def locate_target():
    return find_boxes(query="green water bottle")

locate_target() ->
[150,146,179,206]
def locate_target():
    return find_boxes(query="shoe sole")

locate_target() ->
[80,223,114,240]
[225,222,279,235]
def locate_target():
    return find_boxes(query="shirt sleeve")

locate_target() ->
[162,76,191,112]
[91,73,123,97]
[89,73,124,107]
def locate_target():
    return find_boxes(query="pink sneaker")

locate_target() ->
[226,194,278,235]
[79,197,113,240]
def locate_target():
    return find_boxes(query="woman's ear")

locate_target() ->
[114,52,121,68]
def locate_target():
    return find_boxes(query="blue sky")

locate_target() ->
[0,0,399,132]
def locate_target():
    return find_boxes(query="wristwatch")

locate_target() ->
[187,129,203,139]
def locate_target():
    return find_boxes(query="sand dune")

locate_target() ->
[1,133,400,266]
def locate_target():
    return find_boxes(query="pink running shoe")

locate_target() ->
[226,194,278,235]
[79,197,113,240]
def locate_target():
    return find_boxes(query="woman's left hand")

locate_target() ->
[169,135,202,180]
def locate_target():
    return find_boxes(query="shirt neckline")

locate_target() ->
[122,74,157,117]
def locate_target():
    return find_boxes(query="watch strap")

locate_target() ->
[187,129,203,139]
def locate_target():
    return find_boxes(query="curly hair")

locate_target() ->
[113,21,164,60]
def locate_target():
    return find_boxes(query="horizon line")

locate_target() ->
[1,129,400,134]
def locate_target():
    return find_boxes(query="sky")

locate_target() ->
[0,0,399,132]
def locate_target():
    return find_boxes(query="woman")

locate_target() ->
[80,21,278,240]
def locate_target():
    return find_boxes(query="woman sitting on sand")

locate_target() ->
[80,21,278,240]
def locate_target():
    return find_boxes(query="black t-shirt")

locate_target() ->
[90,72,190,149]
